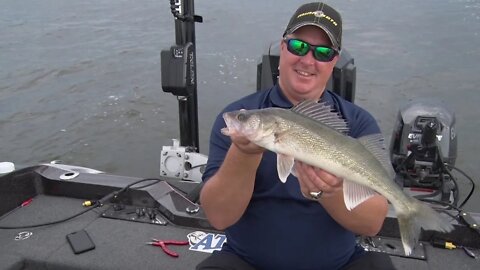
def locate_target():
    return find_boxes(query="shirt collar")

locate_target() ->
[270,84,293,108]
[270,84,334,108]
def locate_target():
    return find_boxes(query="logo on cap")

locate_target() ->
[296,11,338,27]
[313,11,324,18]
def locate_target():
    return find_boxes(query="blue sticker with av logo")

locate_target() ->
[188,231,226,253]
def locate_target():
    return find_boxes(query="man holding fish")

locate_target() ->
[197,2,451,270]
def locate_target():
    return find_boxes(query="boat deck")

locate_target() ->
[0,166,478,270]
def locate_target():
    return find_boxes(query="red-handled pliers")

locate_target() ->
[146,238,189,257]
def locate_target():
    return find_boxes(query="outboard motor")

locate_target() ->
[389,100,458,204]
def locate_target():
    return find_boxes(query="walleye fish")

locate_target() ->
[221,100,453,255]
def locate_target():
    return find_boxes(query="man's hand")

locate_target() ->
[295,161,387,235]
[295,161,343,199]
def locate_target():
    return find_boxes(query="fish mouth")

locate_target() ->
[222,112,234,128]
[222,112,240,135]
[222,111,256,138]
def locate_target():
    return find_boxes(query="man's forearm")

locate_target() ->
[200,144,263,230]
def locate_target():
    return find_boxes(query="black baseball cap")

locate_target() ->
[284,2,342,50]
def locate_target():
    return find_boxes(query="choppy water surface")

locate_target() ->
[1,0,479,210]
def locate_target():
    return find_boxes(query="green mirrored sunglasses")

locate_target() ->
[283,38,338,62]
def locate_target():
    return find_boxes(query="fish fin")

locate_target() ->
[290,162,298,178]
[277,154,295,183]
[397,199,454,255]
[343,180,377,210]
[291,100,349,134]
[357,133,396,179]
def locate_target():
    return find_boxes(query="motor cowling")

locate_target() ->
[389,100,457,190]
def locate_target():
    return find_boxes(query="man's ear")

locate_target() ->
[280,38,286,49]
[330,54,340,65]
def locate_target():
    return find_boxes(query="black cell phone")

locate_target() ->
[66,230,96,254]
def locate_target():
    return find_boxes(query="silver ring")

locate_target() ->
[309,191,323,200]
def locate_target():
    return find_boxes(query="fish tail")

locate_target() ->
[397,198,454,255]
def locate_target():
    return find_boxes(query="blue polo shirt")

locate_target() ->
[203,85,380,270]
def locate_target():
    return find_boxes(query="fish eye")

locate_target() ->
[237,112,248,121]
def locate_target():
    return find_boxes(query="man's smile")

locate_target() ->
[295,69,315,77]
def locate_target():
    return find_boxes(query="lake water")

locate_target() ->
[1,0,479,211]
